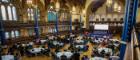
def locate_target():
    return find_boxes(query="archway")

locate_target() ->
[84,0,125,29]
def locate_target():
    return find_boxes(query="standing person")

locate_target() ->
[15,53,21,60]
[8,47,14,55]
[73,51,80,60]
[82,55,89,60]
[109,55,119,60]
[19,45,24,56]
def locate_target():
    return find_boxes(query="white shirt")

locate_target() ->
[56,52,63,58]
[40,40,47,44]
[98,48,112,55]
[29,42,34,45]
[2,55,14,60]
[75,45,84,48]
[90,57,107,60]
[64,52,73,58]
[110,56,119,60]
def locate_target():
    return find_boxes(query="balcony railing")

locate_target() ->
[3,20,79,28]
[6,36,35,45]
[89,21,123,23]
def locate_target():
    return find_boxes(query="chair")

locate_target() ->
[43,49,50,56]
[100,50,105,57]
[51,52,60,60]
[61,55,68,60]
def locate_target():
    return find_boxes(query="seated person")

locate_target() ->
[109,55,119,60]
[72,51,80,60]
[42,48,50,56]
[61,55,67,60]
[100,50,105,57]
[55,48,60,53]
[81,55,89,60]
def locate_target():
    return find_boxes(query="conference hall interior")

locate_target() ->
[0,0,140,60]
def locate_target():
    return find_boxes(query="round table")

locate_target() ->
[90,57,107,60]
[98,47,112,55]
[1,55,14,60]
[56,51,73,58]
[29,48,44,54]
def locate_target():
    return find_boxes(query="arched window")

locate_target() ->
[27,8,31,20]
[27,8,34,21]
[5,32,9,39]
[12,6,17,20]
[30,9,34,20]
[2,0,9,2]
[7,6,12,20]
[37,9,40,21]
[0,1,17,21]
[15,30,19,37]
[1,5,7,20]
[11,31,15,38]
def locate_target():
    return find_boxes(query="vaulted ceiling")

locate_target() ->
[90,0,106,13]
[61,0,86,9]
[38,0,126,11]
[43,0,86,9]
[119,0,125,5]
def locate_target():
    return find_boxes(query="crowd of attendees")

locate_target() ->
[0,33,121,60]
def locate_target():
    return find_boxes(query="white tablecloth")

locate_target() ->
[53,41,59,45]
[56,52,73,58]
[29,48,44,54]
[49,36,55,40]
[98,48,112,55]
[40,40,47,44]
[1,55,14,60]
[110,56,119,60]
[63,52,73,58]
[56,52,63,58]
[29,42,34,45]
[75,45,84,48]
[53,41,64,46]
[114,43,120,47]
[76,40,84,43]
[70,34,75,37]
[93,40,100,43]
[90,57,107,60]
[109,39,119,42]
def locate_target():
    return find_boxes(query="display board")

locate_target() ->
[47,12,57,22]
[94,24,109,30]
